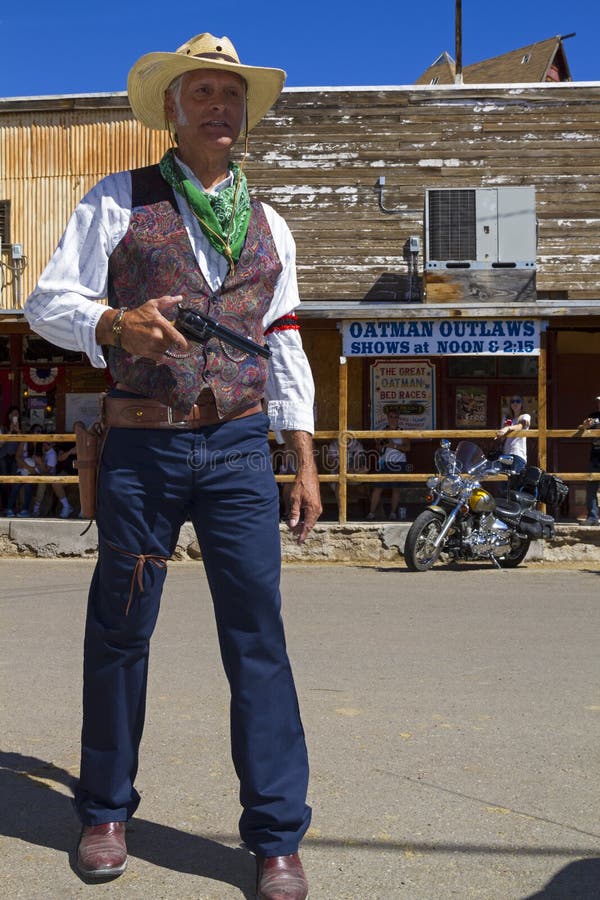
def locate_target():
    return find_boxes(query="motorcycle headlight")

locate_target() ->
[440,475,462,497]
[426,476,439,490]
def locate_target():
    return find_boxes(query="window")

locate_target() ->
[521,54,531,64]
[497,356,537,378]
[22,334,82,363]
[448,356,537,379]
[448,358,495,379]
[0,200,10,248]
[0,336,10,364]
[430,76,440,85]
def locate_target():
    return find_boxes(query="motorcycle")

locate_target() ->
[404,439,558,571]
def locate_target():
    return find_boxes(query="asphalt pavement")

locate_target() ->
[2,559,600,899]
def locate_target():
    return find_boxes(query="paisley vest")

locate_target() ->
[107,165,282,416]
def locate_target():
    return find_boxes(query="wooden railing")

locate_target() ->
[0,433,79,486]
[1,429,598,523]
[307,428,600,523]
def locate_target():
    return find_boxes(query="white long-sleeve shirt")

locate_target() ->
[24,163,315,434]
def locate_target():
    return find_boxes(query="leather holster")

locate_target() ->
[73,420,105,519]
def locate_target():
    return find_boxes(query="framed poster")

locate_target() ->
[370,360,435,429]
[28,397,47,428]
[455,386,487,428]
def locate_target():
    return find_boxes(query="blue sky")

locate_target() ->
[1,0,598,97]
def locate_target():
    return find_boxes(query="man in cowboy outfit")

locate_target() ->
[25,32,320,900]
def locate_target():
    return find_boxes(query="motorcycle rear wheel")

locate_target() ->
[497,534,531,568]
[404,509,445,571]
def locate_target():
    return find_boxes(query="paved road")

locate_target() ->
[2,560,600,899]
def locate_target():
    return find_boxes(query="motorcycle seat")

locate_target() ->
[512,490,537,506]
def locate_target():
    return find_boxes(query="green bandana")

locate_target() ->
[159,148,251,268]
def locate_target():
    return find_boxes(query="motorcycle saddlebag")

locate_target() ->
[518,508,555,540]
[537,472,569,508]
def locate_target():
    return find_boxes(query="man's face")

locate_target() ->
[166,69,246,153]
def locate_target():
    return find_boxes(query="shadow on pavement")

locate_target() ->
[1,750,255,898]
[523,858,600,899]
[4,750,600,899]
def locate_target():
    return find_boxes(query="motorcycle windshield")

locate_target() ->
[434,446,463,475]
[455,441,487,474]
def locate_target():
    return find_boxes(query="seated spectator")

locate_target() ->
[6,423,43,517]
[0,406,21,512]
[325,436,368,504]
[32,440,74,518]
[366,406,411,521]
[57,442,81,516]
[278,447,297,521]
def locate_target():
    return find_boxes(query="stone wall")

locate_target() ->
[2,519,600,564]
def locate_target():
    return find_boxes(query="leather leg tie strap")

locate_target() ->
[105,541,169,615]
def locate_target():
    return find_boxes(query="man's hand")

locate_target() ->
[282,430,322,544]
[96,296,190,361]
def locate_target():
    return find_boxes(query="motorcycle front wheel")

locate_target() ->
[404,509,446,571]
[497,533,531,568]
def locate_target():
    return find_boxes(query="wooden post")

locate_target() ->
[538,328,547,470]
[338,356,348,524]
[455,0,463,84]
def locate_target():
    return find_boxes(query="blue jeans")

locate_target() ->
[7,479,32,512]
[506,455,526,493]
[511,455,527,474]
[73,411,310,857]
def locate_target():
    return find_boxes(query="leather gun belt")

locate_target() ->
[103,394,262,429]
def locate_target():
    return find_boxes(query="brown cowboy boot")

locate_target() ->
[76,821,128,878]
[256,852,308,899]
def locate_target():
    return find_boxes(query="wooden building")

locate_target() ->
[415,33,574,85]
[1,77,599,519]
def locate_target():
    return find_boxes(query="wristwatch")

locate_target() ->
[112,307,128,349]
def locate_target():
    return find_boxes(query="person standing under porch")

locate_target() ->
[578,394,600,525]
[496,394,530,473]
[366,406,411,521]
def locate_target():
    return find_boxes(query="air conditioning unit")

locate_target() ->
[425,187,536,270]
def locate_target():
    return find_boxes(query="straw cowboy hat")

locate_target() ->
[128,33,286,132]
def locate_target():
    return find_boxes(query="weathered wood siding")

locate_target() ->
[252,85,600,302]
[1,83,599,305]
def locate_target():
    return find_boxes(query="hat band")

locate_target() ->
[193,51,239,64]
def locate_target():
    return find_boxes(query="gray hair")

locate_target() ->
[166,75,189,126]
